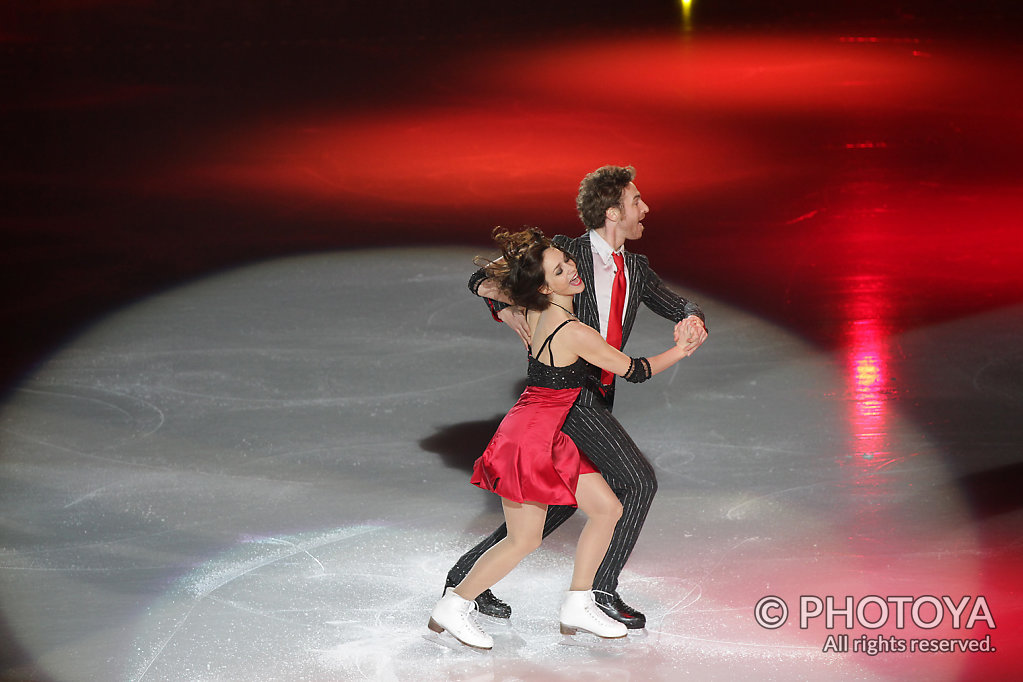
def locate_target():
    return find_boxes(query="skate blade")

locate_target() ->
[558,627,629,649]
[425,620,493,652]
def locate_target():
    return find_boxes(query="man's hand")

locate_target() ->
[674,317,708,355]
[498,306,531,349]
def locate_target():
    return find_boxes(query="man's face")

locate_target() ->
[616,182,649,241]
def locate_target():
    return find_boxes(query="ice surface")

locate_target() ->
[0,249,1013,681]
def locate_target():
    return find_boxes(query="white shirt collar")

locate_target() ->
[588,229,624,266]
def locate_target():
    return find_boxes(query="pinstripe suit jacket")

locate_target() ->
[474,230,706,410]
[551,232,705,408]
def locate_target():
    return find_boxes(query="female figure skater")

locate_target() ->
[429,228,695,649]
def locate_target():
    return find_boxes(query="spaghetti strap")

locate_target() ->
[533,319,577,366]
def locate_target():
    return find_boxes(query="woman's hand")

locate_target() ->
[477,278,504,301]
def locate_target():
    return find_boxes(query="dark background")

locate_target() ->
[3,0,1022,394]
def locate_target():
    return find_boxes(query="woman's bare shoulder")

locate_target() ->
[559,319,602,347]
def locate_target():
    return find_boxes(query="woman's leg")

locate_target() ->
[557,473,628,638]
[453,499,547,601]
[570,472,624,592]
[568,474,621,593]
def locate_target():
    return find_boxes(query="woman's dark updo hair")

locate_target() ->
[476,227,555,311]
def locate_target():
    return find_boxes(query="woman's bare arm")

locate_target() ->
[564,323,690,378]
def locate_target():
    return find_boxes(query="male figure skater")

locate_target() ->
[448,165,708,628]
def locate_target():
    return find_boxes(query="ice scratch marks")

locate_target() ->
[316,629,419,681]
[7,384,166,442]
[205,594,299,625]
[131,526,381,681]
[725,484,824,520]
[186,527,377,598]
[0,427,169,471]
[254,535,327,574]
[64,484,115,508]
[655,628,819,654]
[149,367,514,408]
[131,600,202,682]
[650,537,760,624]
[650,580,704,634]
[0,526,180,567]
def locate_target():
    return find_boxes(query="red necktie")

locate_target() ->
[601,252,626,387]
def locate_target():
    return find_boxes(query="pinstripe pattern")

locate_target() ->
[559,404,655,592]
[449,230,703,595]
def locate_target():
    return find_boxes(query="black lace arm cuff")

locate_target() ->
[468,267,510,321]
[485,298,510,319]
[623,357,652,383]
[468,268,488,296]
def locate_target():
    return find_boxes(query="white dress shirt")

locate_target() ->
[588,230,630,341]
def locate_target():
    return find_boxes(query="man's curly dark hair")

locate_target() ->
[576,165,636,231]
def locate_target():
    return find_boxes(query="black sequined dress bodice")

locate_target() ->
[525,319,591,390]
[526,354,589,389]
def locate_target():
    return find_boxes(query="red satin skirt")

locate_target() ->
[470,385,598,506]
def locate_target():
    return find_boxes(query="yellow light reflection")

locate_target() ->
[680,0,694,32]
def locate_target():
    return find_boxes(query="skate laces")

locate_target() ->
[461,598,486,633]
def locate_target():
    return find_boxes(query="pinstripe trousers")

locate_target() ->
[447,400,657,596]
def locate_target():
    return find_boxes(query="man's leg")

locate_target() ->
[560,403,657,627]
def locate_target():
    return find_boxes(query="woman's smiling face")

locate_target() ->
[540,247,584,297]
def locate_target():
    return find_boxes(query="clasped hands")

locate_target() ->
[674,317,708,356]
